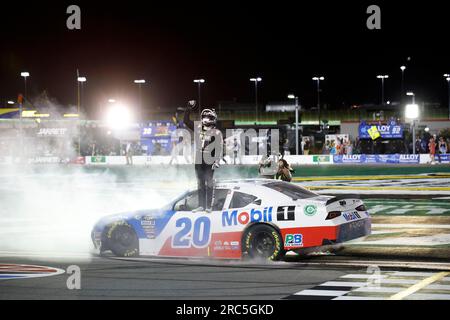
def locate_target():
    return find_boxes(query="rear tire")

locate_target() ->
[105,222,139,257]
[242,224,285,261]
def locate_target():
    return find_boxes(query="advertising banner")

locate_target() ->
[90,156,106,163]
[333,154,366,164]
[398,154,420,164]
[141,121,177,155]
[436,154,450,163]
[358,120,403,139]
[333,154,420,164]
[313,155,331,164]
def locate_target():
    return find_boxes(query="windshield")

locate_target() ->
[263,181,317,200]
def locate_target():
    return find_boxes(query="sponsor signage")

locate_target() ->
[333,154,420,164]
[90,156,106,163]
[28,157,61,164]
[36,128,67,136]
[333,154,365,164]
[285,234,303,247]
[399,154,420,164]
[303,204,317,216]
[436,154,450,163]
[342,211,362,222]
[359,121,403,139]
[222,207,273,227]
[313,155,331,163]
[141,121,177,138]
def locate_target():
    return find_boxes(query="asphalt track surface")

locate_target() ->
[2,253,450,300]
[0,254,349,300]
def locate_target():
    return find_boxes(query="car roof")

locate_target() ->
[215,178,275,189]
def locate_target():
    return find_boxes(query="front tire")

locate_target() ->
[105,222,139,257]
[242,224,285,261]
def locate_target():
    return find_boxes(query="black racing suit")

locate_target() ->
[184,107,222,209]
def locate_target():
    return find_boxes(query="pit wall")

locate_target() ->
[0,154,449,166]
[82,154,448,165]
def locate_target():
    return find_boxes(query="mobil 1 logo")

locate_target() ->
[277,206,296,221]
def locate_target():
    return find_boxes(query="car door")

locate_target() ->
[222,190,271,229]
[158,189,231,257]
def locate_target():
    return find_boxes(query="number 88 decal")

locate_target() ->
[172,217,211,248]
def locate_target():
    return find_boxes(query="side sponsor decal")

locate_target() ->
[277,206,296,221]
[304,204,317,216]
[285,234,303,247]
[140,215,156,239]
[342,211,362,222]
[222,207,273,227]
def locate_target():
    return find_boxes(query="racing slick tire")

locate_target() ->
[242,224,285,261]
[105,222,139,257]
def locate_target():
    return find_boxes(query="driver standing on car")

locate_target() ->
[184,100,223,211]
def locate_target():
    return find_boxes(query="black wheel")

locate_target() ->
[242,224,285,261]
[105,222,139,257]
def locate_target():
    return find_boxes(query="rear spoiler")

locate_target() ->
[325,194,360,206]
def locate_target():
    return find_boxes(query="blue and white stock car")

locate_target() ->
[92,179,371,260]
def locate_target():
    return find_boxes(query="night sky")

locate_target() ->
[1,1,449,118]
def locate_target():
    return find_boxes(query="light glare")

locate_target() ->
[405,104,419,119]
[106,104,133,129]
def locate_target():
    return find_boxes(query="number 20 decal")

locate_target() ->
[172,217,211,248]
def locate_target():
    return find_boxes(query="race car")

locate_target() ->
[91,179,371,260]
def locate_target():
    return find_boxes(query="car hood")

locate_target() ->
[93,208,166,230]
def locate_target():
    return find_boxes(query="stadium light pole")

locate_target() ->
[193,79,205,117]
[377,75,389,105]
[134,79,146,122]
[405,103,419,155]
[444,74,450,120]
[77,76,87,157]
[77,76,87,114]
[400,66,406,101]
[250,77,262,123]
[406,91,415,104]
[20,72,30,100]
[312,76,325,127]
[288,94,300,155]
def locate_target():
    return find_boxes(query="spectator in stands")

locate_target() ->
[345,140,353,155]
[90,142,96,156]
[329,141,337,155]
[282,138,290,156]
[354,137,361,154]
[303,138,310,155]
[323,140,330,154]
[232,137,242,165]
[438,136,448,154]
[437,136,448,163]
[125,142,133,165]
[428,137,437,164]
[420,136,428,153]
[415,137,421,154]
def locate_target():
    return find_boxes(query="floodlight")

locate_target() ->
[106,104,133,129]
[405,104,419,120]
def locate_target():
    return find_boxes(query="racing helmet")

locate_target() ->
[200,108,217,127]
